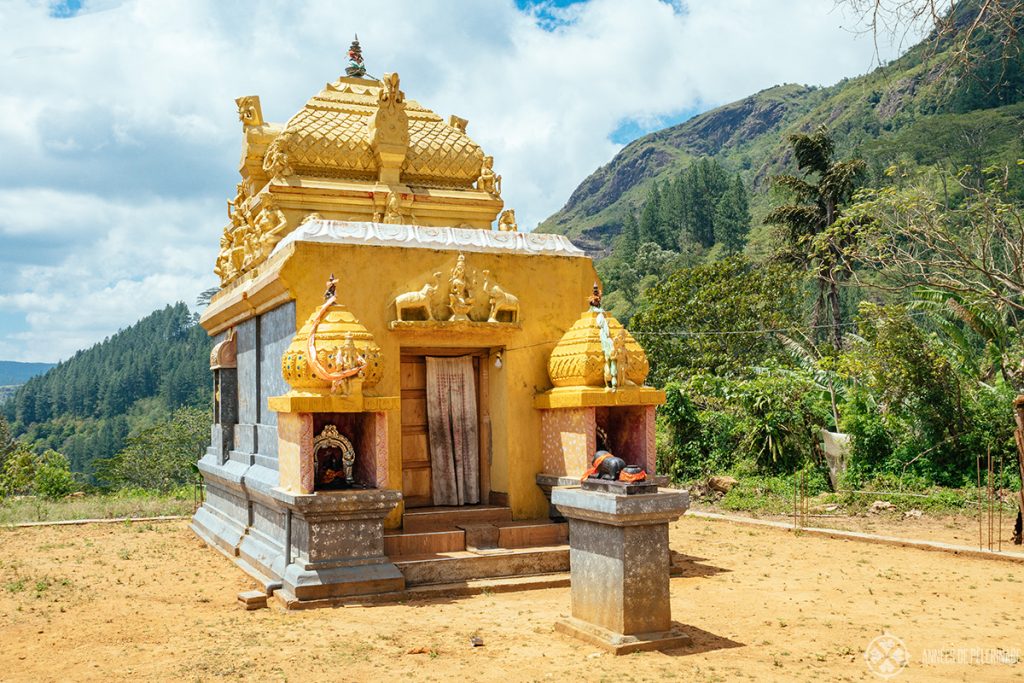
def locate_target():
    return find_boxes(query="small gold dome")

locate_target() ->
[281,302,383,393]
[547,311,649,388]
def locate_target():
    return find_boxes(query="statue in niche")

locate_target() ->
[497,208,518,232]
[313,424,358,489]
[447,253,475,321]
[394,272,442,321]
[481,270,520,323]
[383,191,403,224]
[604,328,633,391]
[476,155,501,196]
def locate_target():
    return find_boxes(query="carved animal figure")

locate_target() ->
[394,272,442,321]
[497,208,517,232]
[481,270,520,323]
[588,451,626,481]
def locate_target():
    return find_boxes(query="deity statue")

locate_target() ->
[214,228,234,283]
[447,253,475,321]
[383,191,403,224]
[330,332,365,396]
[604,328,632,391]
[256,199,289,259]
[497,208,518,232]
[476,155,501,196]
[262,138,293,179]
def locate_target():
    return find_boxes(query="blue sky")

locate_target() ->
[0,0,916,362]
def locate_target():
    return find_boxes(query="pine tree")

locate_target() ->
[714,174,751,254]
[618,212,641,259]
[638,183,663,247]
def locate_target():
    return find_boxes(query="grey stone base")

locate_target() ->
[554,617,692,655]
[280,562,405,603]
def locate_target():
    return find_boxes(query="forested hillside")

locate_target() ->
[539,4,1024,253]
[2,303,211,479]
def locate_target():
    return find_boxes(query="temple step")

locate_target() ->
[496,521,569,549]
[394,546,569,586]
[401,505,512,532]
[384,529,465,557]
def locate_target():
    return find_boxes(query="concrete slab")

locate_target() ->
[554,617,692,655]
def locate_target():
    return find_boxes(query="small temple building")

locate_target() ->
[192,40,667,607]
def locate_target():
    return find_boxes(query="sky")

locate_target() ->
[0,0,920,363]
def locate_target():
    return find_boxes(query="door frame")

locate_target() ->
[399,346,492,508]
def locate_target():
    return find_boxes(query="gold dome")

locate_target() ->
[281,302,383,394]
[547,311,649,388]
[274,76,484,188]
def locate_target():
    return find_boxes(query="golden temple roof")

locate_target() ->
[274,76,484,188]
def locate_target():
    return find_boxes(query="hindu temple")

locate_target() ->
[192,40,668,607]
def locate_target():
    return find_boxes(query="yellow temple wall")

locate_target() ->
[250,240,599,525]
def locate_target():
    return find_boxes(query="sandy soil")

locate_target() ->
[1,516,1022,682]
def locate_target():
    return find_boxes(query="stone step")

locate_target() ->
[402,505,512,532]
[496,521,569,549]
[394,545,569,586]
[457,523,500,551]
[384,529,465,557]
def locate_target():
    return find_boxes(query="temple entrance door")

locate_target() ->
[400,349,490,508]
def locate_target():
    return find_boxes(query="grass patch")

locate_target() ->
[0,487,195,525]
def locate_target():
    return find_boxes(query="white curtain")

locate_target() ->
[425,356,480,506]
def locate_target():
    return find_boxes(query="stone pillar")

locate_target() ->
[552,486,690,654]
[274,487,405,606]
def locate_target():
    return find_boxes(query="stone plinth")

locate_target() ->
[273,487,405,605]
[552,486,690,654]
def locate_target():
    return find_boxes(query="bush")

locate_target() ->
[34,450,77,500]
[98,406,209,493]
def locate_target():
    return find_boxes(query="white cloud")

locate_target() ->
[0,0,918,362]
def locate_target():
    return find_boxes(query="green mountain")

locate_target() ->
[2,303,212,479]
[0,361,55,387]
[538,16,1024,253]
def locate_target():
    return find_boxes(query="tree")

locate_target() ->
[714,173,751,254]
[638,183,666,247]
[100,406,210,492]
[630,256,803,383]
[846,164,1024,319]
[842,0,1024,87]
[617,212,641,260]
[765,125,866,350]
[34,450,76,500]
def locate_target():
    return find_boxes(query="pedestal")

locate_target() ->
[273,487,405,606]
[552,486,690,654]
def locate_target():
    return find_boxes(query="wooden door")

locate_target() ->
[400,350,490,508]
[400,355,432,507]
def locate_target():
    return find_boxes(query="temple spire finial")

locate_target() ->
[345,35,367,79]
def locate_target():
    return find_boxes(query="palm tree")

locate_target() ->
[766,126,866,350]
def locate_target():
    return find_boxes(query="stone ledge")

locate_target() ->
[552,486,689,526]
[554,617,692,655]
[533,386,666,409]
[267,393,400,414]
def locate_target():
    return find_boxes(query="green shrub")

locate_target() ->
[34,450,76,500]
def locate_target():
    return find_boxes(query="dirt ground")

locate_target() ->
[700,507,1021,550]
[1,516,1022,682]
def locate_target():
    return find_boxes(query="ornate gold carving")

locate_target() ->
[448,115,468,132]
[605,328,633,391]
[497,208,518,232]
[367,72,408,184]
[547,311,649,389]
[447,252,475,321]
[281,277,383,395]
[209,329,237,369]
[476,155,501,197]
[382,190,404,224]
[263,137,294,179]
[235,95,264,127]
[255,197,289,259]
[481,270,520,323]
[394,272,442,321]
